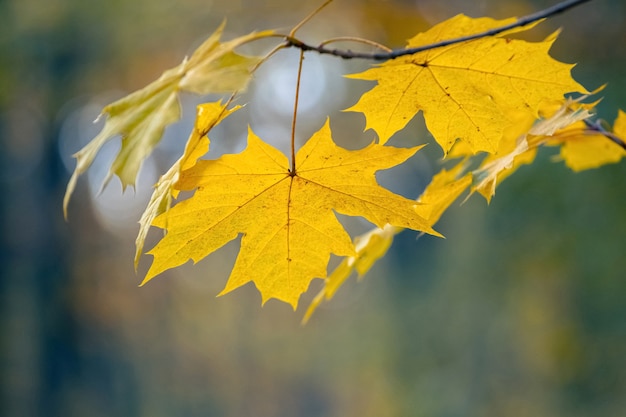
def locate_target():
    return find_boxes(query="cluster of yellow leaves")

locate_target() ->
[307,100,626,318]
[64,12,626,317]
[465,96,626,203]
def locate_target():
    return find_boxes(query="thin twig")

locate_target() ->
[290,0,334,37]
[285,0,593,60]
[318,37,392,52]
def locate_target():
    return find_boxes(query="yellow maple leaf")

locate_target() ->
[143,119,440,308]
[134,101,240,268]
[64,22,274,217]
[346,14,587,153]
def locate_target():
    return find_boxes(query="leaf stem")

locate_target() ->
[285,0,593,60]
[290,50,305,176]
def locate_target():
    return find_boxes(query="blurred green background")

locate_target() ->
[1,0,625,416]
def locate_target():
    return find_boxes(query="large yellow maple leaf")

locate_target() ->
[64,23,274,216]
[346,14,587,154]
[144,119,440,308]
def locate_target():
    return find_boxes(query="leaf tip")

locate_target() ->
[63,171,79,221]
[259,293,299,311]
[133,250,142,272]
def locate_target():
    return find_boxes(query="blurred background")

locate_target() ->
[1,0,625,416]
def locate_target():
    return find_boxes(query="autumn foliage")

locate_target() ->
[64,0,626,319]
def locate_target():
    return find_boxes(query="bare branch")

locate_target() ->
[285,0,593,60]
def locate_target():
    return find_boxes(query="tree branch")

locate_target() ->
[285,0,593,60]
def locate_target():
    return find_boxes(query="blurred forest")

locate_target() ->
[1,0,625,416]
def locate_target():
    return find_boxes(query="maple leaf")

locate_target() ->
[134,101,240,268]
[303,162,471,322]
[63,22,274,216]
[346,14,587,154]
[143,119,440,308]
